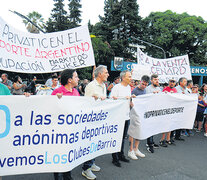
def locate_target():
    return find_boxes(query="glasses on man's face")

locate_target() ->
[169,80,175,83]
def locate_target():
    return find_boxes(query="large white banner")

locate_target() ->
[0,96,128,176]
[137,48,192,83]
[0,17,95,73]
[128,93,197,140]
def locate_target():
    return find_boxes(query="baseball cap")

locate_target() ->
[169,77,176,82]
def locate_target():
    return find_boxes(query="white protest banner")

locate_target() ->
[0,96,128,176]
[137,48,192,83]
[0,17,95,73]
[131,64,151,80]
[128,93,197,140]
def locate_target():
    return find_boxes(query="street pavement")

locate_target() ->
[4,130,207,180]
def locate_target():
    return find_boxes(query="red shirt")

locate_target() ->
[51,85,80,96]
[162,86,177,93]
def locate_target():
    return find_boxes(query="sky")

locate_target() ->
[0,0,206,33]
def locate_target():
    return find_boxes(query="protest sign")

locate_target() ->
[128,93,197,140]
[137,48,192,83]
[0,96,128,176]
[131,64,151,80]
[0,17,95,73]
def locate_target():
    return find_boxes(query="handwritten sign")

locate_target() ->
[137,48,192,83]
[131,64,151,80]
[0,17,95,73]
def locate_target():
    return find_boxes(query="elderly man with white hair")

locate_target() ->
[110,70,132,167]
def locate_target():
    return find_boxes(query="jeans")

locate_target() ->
[82,159,95,171]
[54,171,72,180]
[175,129,181,139]
[147,136,154,147]
[170,131,175,139]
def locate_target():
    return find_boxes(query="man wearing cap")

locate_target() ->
[159,78,177,147]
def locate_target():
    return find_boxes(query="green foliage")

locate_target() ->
[68,0,82,28]
[26,1,207,79]
[23,11,45,33]
[76,67,92,80]
[46,0,82,31]
[142,10,207,65]
[94,0,142,59]
[91,37,114,66]
[46,0,69,32]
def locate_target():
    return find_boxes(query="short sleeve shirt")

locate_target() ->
[2,80,13,88]
[110,83,131,98]
[176,85,189,94]
[85,79,106,98]
[131,87,146,96]
[162,86,177,93]
[51,85,80,96]
[146,85,161,94]
[110,83,131,119]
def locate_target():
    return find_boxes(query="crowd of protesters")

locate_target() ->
[0,66,207,180]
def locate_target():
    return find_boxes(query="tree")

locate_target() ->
[142,10,207,65]
[46,0,69,32]
[76,33,114,80]
[91,37,114,65]
[95,0,142,59]
[23,11,45,33]
[68,0,82,28]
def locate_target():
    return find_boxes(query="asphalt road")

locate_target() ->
[3,130,207,180]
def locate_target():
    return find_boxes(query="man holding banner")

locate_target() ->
[175,77,188,141]
[82,65,109,180]
[110,70,131,167]
[159,78,177,147]
[128,75,150,159]
[146,74,161,153]
[52,69,80,180]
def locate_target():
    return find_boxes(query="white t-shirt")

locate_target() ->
[110,83,131,98]
[110,83,131,119]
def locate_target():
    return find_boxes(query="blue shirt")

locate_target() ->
[197,100,205,113]
[132,87,146,96]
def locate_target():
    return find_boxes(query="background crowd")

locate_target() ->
[0,68,207,180]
